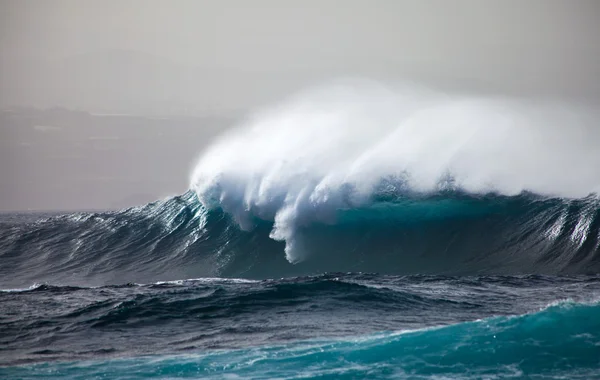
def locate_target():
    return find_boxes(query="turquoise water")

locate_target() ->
[4,300,599,379]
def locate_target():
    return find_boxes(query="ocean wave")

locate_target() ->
[3,82,600,285]
[191,81,600,263]
[4,298,599,379]
[2,189,600,287]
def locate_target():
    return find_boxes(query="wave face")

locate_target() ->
[2,275,600,378]
[2,190,600,287]
[191,81,600,263]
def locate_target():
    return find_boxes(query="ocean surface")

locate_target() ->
[1,191,600,379]
[2,85,600,378]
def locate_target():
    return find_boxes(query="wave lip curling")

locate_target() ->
[191,81,600,263]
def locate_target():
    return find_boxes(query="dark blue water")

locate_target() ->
[1,191,600,378]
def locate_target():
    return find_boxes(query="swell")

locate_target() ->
[2,190,600,287]
[2,274,600,366]
[0,192,212,287]
[3,299,600,378]
[192,300,600,379]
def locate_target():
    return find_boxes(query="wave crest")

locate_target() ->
[191,81,600,262]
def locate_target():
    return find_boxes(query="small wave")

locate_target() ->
[150,277,260,286]
[0,283,46,293]
[5,299,599,379]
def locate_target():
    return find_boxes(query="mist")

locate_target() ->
[191,81,600,262]
[1,0,599,210]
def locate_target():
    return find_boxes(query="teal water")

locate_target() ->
[3,300,599,379]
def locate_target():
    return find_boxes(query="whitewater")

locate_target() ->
[2,81,600,379]
[191,80,600,263]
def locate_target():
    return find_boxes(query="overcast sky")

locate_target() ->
[1,0,600,113]
[1,1,599,211]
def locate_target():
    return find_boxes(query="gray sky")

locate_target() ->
[1,0,599,210]
[2,0,600,113]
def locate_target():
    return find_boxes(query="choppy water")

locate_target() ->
[1,273,600,379]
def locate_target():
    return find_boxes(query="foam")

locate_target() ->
[191,80,600,262]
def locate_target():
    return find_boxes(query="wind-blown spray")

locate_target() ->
[191,80,600,262]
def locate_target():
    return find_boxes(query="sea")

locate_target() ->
[2,83,600,378]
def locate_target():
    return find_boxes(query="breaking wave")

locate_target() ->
[2,81,600,287]
[2,189,600,288]
[191,81,600,263]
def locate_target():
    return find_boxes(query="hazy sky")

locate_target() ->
[1,0,600,62]
[1,0,600,113]
[2,1,599,65]
[1,1,599,210]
